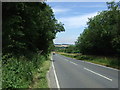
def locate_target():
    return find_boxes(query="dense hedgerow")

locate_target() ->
[2,54,47,88]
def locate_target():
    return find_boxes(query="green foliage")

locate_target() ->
[2,54,47,88]
[2,2,65,56]
[2,2,65,88]
[65,45,79,53]
[76,1,120,55]
[55,47,66,52]
[76,55,94,60]
[30,60,50,88]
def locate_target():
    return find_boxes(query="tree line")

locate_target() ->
[75,1,120,56]
[2,2,65,88]
[2,2,65,58]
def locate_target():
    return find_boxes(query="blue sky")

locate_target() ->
[47,2,108,44]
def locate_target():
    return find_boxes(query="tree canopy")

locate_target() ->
[2,2,65,57]
[75,1,120,56]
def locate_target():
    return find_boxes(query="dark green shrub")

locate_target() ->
[2,54,47,88]
[77,55,94,60]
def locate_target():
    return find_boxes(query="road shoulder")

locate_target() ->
[47,55,58,88]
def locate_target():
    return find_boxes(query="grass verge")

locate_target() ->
[29,59,50,88]
[2,53,51,88]
[58,52,120,70]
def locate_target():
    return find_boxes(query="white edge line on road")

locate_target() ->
[51,55,60,89]
[84,61,119,71]
[84,67,112,81]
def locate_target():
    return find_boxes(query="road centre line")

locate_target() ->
[64,59,69,61]
[64,59,78,66]
[69,61,78,66]
[63,57,114,82]
[60,54,119,71]
[84,67,112,81]
[64,58,113,81]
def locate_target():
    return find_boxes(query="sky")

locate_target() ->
[47,2,108,44]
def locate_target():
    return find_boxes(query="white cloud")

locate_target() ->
[52,8,70,13]
[59,12,98,29]
[74,5,106,8]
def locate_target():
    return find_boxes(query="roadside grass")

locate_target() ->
[2,53,50,88]
[59,52,120,70]
[29,59,50,88]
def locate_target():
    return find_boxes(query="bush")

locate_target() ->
[2,54,47,88]
[77,55,94,60]
[108,58,119,68]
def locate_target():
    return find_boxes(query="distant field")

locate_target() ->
[57,52,120,70]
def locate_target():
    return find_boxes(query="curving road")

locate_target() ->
[51,54,119,89]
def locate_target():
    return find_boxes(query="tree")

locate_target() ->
[65,45,79,53]
[2,2,65,57]
[76,1,120,55]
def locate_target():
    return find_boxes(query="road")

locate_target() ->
[52,54,119,89]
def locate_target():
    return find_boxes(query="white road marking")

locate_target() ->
[64,59,78,66]
[84,67,112,81]
[69,61,78,66]
[83,61,119,71]
[51,55,60,89]
[64,59,69,61]
[59,53,119,71]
